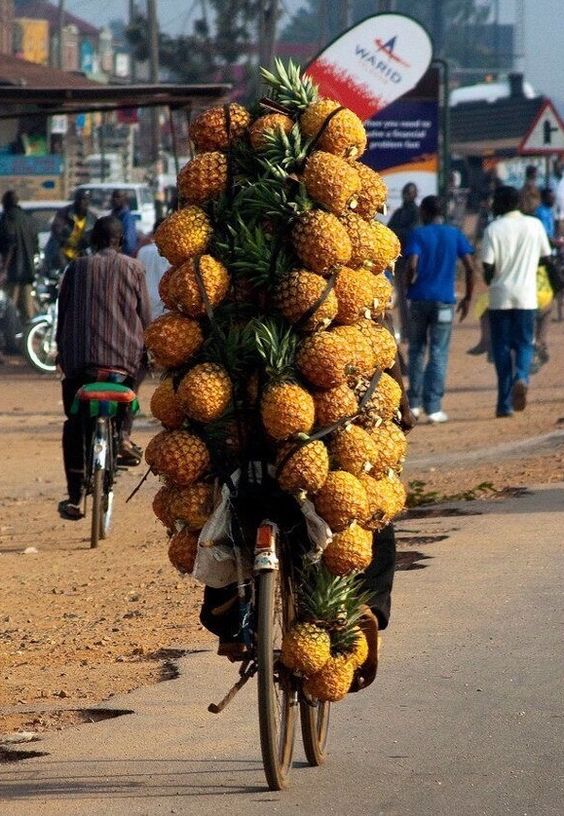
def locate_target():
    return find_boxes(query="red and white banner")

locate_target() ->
[305,14,433,121]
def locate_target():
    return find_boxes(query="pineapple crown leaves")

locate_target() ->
[235,176,313,225]
[201,320,255,379]
[218,218,294,288]
[298,563,370,633]
[251,316,297,382]
[260,58,319,112]
[257,123,312,174]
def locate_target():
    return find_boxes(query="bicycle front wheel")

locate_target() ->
[256,568,298,790]
[300,698,330,766]
[90,467,103,549]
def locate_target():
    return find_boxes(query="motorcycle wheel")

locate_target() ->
[23,319,57,373]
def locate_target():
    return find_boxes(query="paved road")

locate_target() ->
[1,485,562,816]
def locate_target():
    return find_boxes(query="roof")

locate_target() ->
[450,79,538,107]
[450,95,547,156]
[0,52,100,89]
[15,0,100,37]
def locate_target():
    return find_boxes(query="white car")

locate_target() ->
[73,183,156,236]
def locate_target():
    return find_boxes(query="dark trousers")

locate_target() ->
[361,524,396,630]
[489,309,535,414]
[61,372,135,503]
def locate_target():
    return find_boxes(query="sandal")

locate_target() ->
[349,605,379,693]
[58,500,83,521]
[117,441,142,467]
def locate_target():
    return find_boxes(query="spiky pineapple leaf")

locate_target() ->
[260,58,319,112]
[252,316,297,381]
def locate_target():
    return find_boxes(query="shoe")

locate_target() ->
[117,440,142,467]
[467,343,487,355]
[217,639,251,663]
[58,500,83,520]
[496,411,514,418]
[411,407,422,419]
[512,380,527,412]
[349,606,378,693]
[427,411,448,424]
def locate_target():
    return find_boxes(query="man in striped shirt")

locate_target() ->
[56,216,151,520]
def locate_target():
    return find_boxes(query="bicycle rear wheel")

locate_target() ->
[300,698,331,766]
[90,467,103,549]
[256,565,298,790]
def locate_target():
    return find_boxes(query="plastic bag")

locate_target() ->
[192,471,240,588]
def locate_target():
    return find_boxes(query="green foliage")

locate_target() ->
[406,479,496,507]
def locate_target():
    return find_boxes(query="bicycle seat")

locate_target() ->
[77,382,137,403]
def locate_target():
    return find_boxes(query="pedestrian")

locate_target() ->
[0,190,39,322]
[519,164,541,215]
[48,190,96,272]
[481,186,552,417]
[55,215,151,520]
[404,195,475,423]
[136,218,169,320]
[387,182,419,341]
[110,190,138,257]
[532,188,557,371]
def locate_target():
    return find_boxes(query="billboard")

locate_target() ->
[13,18,49,65]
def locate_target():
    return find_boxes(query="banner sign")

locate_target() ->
[305,14,433,121]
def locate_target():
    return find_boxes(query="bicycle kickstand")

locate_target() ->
[208,661,257,714]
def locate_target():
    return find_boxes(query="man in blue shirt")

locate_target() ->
[110,190,138,257]
[534,188,555,240]
[404,195,475,423]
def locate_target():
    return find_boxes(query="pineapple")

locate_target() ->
[254,320,315,440]
[291,210,352,274]
[300,100,367,159]
[322,524,373,575]
[168,482,214,530]
[303,151,361,215]
[177,363,233,423]
[350,628,369,669]
[177,152,228,204]
[276,440,329,494]
[332,324,378,379]
[370,274,393,320]
[154,206,212,266]
[334,266,376,325]
[359,472,407,527]
[189,102,251,152]
[303,653,355,701]
[145,430,210,486]
[355,319,397,371]
[356,372,402,428]
[274,269,338,332]
[158,266,177,310]
[170,255,230,318]
[329,425,380,477]
[314,471,369,532]
[280,623,331,675]
[296,330,352,389]
[152,484,178,528]
[350,161,388,220]
[249,112,294,150]
[368,421,407,477]
[144,313,203,369]
[150,377,185,429]
[339,211,400,272]
[168,528,199,574]
[313,382,358,427]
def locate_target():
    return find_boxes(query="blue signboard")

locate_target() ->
[0,155,64,176]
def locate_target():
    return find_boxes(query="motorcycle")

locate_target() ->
[22,273,60,374]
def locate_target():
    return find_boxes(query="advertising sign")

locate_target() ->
[13,18,49,65]
[305,14,433,121]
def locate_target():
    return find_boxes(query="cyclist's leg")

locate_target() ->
[117,372,142,464]
[361,524,396,631]
[59,376,86,517]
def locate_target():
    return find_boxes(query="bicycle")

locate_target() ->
[207,473,330,790]
[73,369,138,548]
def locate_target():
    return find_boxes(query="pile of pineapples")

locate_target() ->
[144,60,408,700]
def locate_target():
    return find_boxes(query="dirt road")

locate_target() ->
[1,314,562,729]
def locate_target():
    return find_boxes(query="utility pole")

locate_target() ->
[258,0,279,70]
[129,0,137,82]
[57,0,65,69]
[147,0,160,162]
[432,0,444,58]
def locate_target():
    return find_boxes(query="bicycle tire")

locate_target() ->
[90,467,103,549]
[300,698,331,766]
[23,319,57,374]
[256,568,298,790]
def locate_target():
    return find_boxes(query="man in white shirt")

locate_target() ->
[136,219,169,320]
[481,186,552,417]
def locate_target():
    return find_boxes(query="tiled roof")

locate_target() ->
[0,52,100,88]
[450,95,546,145]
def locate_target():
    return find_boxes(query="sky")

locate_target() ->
[65,0,563,104]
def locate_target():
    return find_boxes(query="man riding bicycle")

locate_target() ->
[56,216,151,520]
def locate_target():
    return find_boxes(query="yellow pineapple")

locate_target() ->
[144,313,203,369]
[249,112,294,149]
[368,421,407,477]
[262,382,315,440]
[145,430,210,486]
[332,324,378,378]
[339,211,400,271]
[359,472,406,528]
[168,528,199,574]
[300,99,367,158]
[322,525,373,575]
[349,161,388,219]
[280,623,331,675]
[313,382,358,427]
[291,210,352,274]
[178,152,228,204]
[334,266,376,325]
[329,425,380,477]
[370,274,393,320]
[152,484,178,529]
[303,653,355,701]
[350,628,369,669]
[154,206,212,266]
[169,255,230,318]
[296,330,352,388]
[276,440,329,494]
[274,269,338,332]
[356,372,402,428]
[150,378,185,430]
[303,151,361,215]
[167,482,214,530]
[355,319,397,371]
[189,102,251,152]
[158,266,177,311]
[314,471,369,532]
[177,363,232,423]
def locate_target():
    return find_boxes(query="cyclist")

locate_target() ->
[56,215,151,520]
